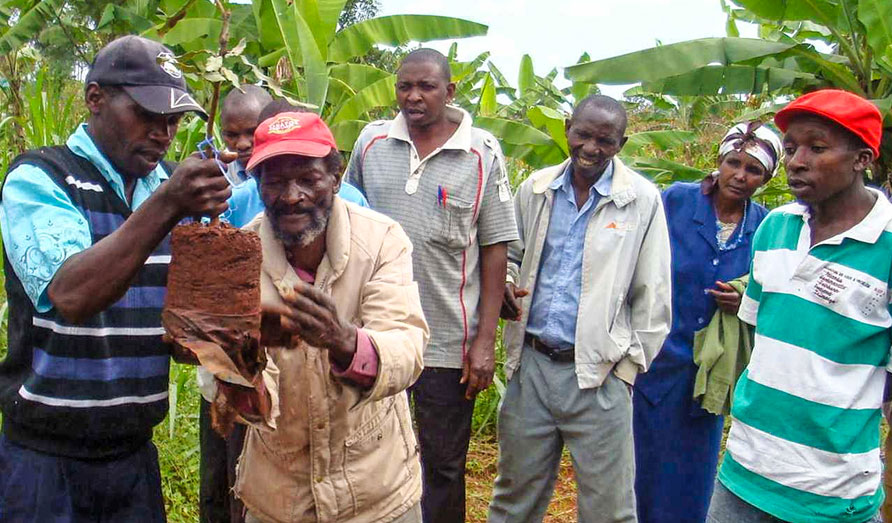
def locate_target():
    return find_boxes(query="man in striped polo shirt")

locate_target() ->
[707,90,889,523]
[0,36,232,521]
[347,48,518,522]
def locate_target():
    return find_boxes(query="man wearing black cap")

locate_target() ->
[0,35,232,521]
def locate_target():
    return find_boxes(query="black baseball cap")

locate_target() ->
[86,35,208,119]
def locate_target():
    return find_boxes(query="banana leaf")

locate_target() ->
[330,74,396,123]
[474,117,554,146]
[271,0,329,112]
[329,119,369,152]
[640,64,818,95]
[857,0,892,60]
[565,37,796,85]
[328,15,487,62]
[0,0,65,55]
[623,130,698,155]
[731,0,841,26]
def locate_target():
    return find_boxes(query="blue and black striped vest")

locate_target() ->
[0,146,174,459]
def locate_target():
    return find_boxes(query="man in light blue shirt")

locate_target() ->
[0,35,233,522]
[491,95,671,522]
[0,124,173,312]
[525,161,613,350]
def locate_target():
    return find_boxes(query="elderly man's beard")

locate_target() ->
[268,200,332,248]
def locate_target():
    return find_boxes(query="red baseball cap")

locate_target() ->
[774,89,883,158]
[246,112,337,171]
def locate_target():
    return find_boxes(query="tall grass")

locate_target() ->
[471,325,507,437]
[19,69,83,151]
[154,364,202,523]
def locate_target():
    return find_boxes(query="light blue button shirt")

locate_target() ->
[0,124,170,312]
[526,160,614,350]
[224,172,371,228]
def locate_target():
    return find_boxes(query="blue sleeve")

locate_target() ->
[344,132,367,196]
[0,164,93,312]
[660,182,689,213]
[224,177,265,228]
[338,181,370,208]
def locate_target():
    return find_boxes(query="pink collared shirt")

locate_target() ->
[295,267,379,388]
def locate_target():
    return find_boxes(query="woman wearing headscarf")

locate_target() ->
[632,121,783,523]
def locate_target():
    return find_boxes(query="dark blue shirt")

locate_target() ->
[635,182,768,406]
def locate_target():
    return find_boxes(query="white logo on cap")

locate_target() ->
[268,115,302,134]
[170,88,198,109]
[157,52,182,79]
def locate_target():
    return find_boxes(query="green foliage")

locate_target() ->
[471,326,507,436]
[0,0,67,55]
[565,38,797,87]
[19,68,82,148]
[338,0,379,29]
[153,364,201,523]
[564,0,892,183]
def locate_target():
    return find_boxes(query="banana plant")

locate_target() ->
[248,0,486,150]
[564,0,892,182]
[448,50,702,178]
[0,0,67,55]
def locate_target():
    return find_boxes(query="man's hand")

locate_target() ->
[500,283,529,321]
[159,151,236,219]
[263,279,357,368]
[706,281,742,315]
[461,336,495,400]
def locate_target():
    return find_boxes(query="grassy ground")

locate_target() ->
[466,436,577,522]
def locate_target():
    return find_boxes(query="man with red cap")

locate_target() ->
[231,109,428,523]
[707,89,888,523]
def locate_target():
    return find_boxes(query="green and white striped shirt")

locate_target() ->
[720,189,892,523]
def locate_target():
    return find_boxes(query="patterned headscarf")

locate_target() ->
[718,121,784,177]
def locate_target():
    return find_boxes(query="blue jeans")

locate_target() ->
[707,481,882,523]
[0,435,165,522]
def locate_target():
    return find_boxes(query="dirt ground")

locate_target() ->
[465,437,577,522]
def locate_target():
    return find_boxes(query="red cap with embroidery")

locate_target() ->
[247,112,337,171]
[774,89,883,158]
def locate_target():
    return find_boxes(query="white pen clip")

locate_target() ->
[498,181,510,203]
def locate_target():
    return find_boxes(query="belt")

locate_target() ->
[525,333,575,363]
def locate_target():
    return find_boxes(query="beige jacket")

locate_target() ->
[504,158,671,389]
[235,198,428,522]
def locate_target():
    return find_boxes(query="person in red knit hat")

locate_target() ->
[707,89,888,523]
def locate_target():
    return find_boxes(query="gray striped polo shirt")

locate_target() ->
[346,107,518,368]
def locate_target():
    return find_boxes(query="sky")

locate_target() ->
[379,0,758,97]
